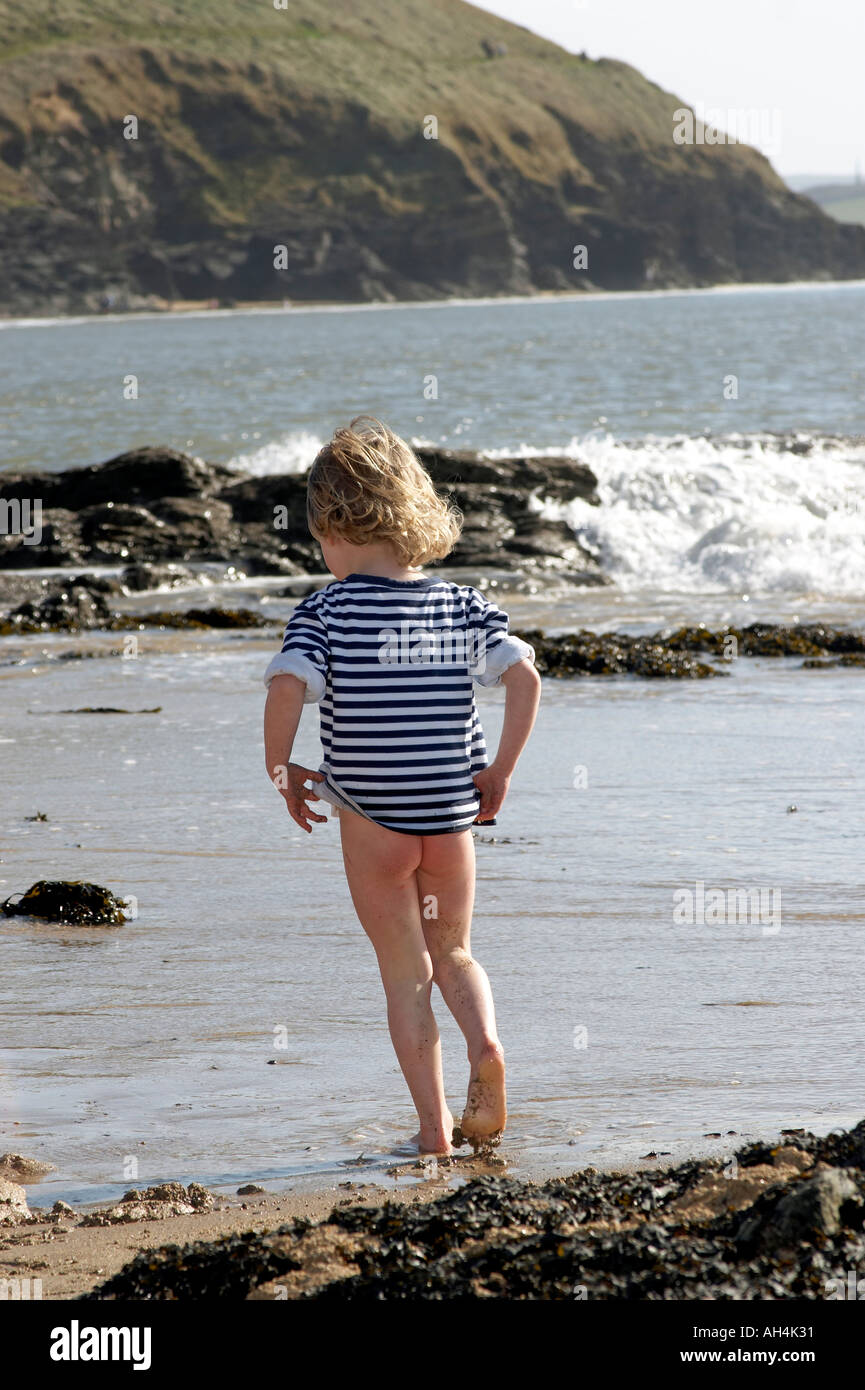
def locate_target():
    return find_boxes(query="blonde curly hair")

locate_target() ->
[306,416,463,567]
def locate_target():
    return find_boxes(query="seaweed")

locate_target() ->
[1,879,130,925]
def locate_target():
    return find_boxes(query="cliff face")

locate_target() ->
[1,0,864,316]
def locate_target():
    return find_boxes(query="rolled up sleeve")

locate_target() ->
[466,590,535,687]
[263,598,329,702]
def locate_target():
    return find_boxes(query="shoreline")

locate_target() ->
[4,1118,861,1300]
[0,1136,764,1301]
[2,277,865,330]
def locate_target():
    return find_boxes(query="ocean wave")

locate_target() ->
[226,429,324,476]
[514,432,865,596]
[226,427,865,596]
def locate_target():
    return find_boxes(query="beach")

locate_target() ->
[4,1118,864,1299]
[2,286,864,1300]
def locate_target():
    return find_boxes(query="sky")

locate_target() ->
[474,0,864,180]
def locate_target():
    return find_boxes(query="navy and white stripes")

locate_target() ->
[263,572,535,835]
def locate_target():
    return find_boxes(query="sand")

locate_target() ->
[0,1150,677,1301]
[1,1182,427,1300]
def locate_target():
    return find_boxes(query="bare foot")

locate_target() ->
[460,1043,506,1149]
[410,1110,456,1156]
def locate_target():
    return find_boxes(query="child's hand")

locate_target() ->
[276,763,328,833]
[472,763,511,823]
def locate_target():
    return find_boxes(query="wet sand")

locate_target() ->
[2,1181,414,1300]
[3,1150,680,1300]
[75,1118,865,1301]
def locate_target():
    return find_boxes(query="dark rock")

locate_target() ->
[504,516,607,583]
[1,880,129,925]
[2,578,116,633]
[415,448,600,504]
[659,622,865,659]
[121,562,199,591]
[114,606,272,630]
[78,501,168,562]
[519,627,722,678]
[0,508,86,568]
[0,447,235,512]
[735,1168,863,1253]
[146,496,241,556]
[0,446,606,584]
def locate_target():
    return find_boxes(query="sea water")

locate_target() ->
[1,283,863,1202]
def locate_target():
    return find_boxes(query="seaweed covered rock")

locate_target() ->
[0,580,277,634]
[82,1116,865,1301]
[734,1118,865,1173]
[1,880,130,926]
[517,628,721,679]
[734,1168,863,1254]
[83,1225,305,1299]
[1,578,118,633]
[659,622,865,660]
[513,622,865,680]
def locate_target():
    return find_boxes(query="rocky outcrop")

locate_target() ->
[520,624,865,678]
[521,628,721,678]
[1,1,864,318]
[0,444,607,586]
[735,1168,863,1255]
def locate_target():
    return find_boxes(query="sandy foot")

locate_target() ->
[408,1111,456,1157]
[459,1045,507,1149]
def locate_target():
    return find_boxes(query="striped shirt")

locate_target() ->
[263,572,535,835]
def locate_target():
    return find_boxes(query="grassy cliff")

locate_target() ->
[1,0,863,313]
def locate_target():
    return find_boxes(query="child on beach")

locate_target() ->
[262,417,541,1156]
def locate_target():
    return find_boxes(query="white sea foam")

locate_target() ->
[225,427,865,596]
[483,432,865,597]
[227,429,323,476]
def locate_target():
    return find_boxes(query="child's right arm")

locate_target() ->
[263,674,327,832]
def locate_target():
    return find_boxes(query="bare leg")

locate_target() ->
[416,830,506,1145]
[339,808,454,1155]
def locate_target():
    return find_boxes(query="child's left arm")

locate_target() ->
[264,674,328,832]
[467,589,540,822]
[473,660,541,822]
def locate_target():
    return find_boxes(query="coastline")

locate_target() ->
[4,1118,862,1300]
[0,1136,781,1300]
[3,277,865,330]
